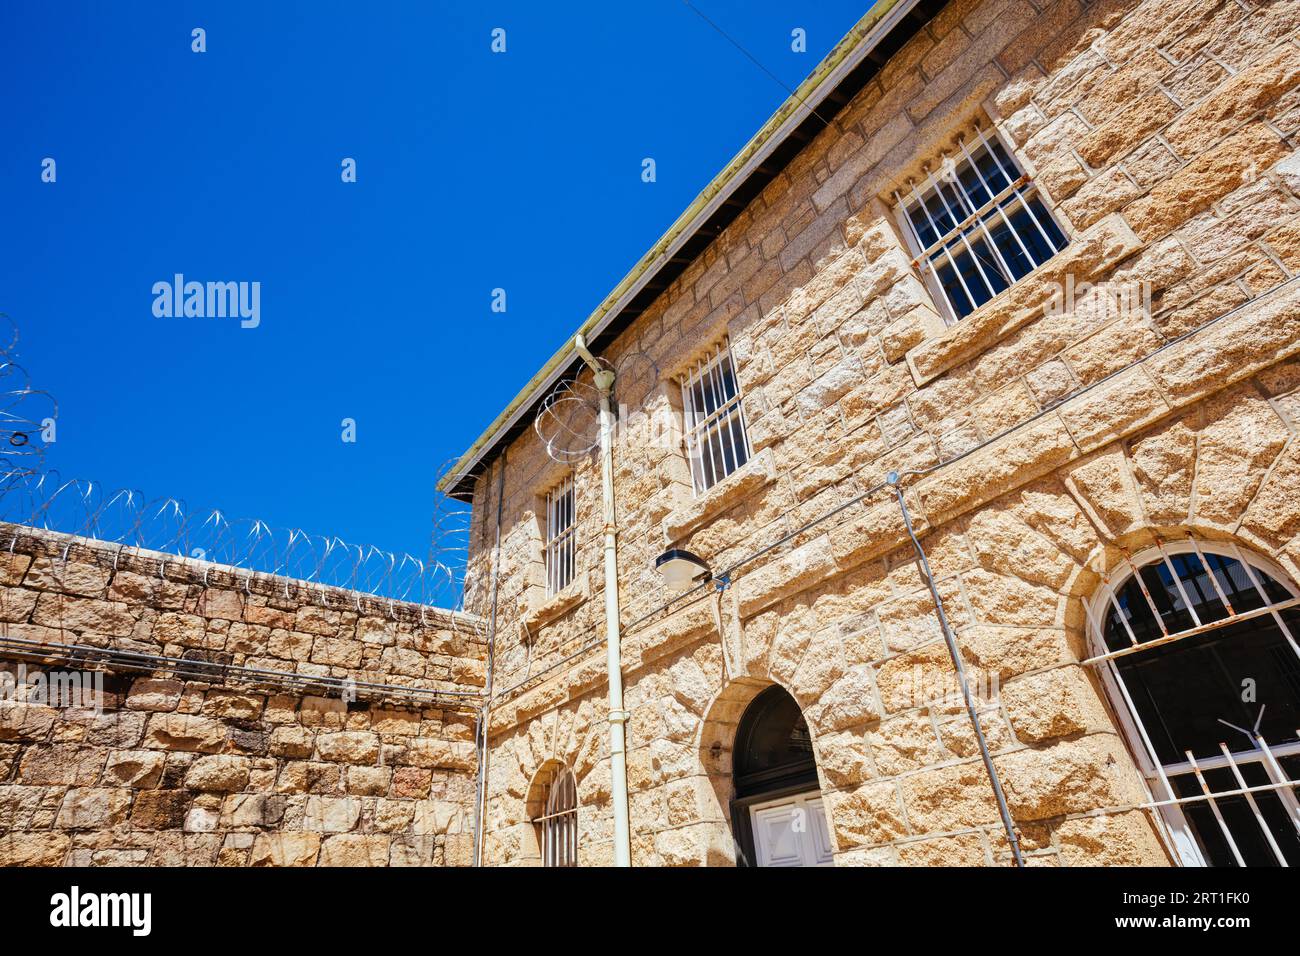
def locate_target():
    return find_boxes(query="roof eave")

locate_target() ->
[439,0,926,500]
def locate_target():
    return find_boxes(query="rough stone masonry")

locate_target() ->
[464,0,1300,865]
[0,526,487,866]
[5,0,1300,868]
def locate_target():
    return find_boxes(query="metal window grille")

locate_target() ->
[1084,539,1300,867]
[894,125,1067,322]
[545,477,576,595]
[539,768,578,867]
[680,343,751,495]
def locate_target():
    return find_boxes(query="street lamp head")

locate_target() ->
[654,549,711,590]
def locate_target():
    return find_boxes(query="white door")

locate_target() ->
[749,791,834,867]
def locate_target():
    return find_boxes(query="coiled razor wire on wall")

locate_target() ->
[0,313,476,618]
[0,465,476,617]
[0,315,58,476]
[535,373,605,463]
[533,345,663,465]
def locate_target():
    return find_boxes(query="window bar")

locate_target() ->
[1085,595,1300,666]
[1106,657,1181,804]
[1144,776,1300,809]
[1081,588,1110,645]
[705,344,731,475]
[715,346,747,474]
[1177,553,1218,613]
[544,786,553,866]
[725,347,746,470]
[686,391,703,492]
[955,136,1037,271]
[905,175,1030,266]
[1188,536,1236,616]
[897,186,982,314]
[696,356,717,491]
[546,491,554,596]
[972,125,1062,256]
[1185,749,1247,866]
[1217,742,1289,865]
[974,126,1061,261]
[698,354,717,491]
[681,344,750,495]
[1159,548,1202,628]
[731,348,754,466]
[700,359,713,488]
[1105,584,1142,646]
[546,479,575,595]
[919,163,1006,297]
[1255,733,1300,834]
[905,180,989,306]
[1086,542,1300,865]
[1124,552,1170,638]
[1156,739,1300,777]
[948,172,1018,287]
[1227,542,1300,661]
[681,372,705,493]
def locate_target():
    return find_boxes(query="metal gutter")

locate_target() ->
[439,0,937,500]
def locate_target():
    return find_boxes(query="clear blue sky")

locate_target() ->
[1,0,868,570]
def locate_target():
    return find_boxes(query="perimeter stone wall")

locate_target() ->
[0,525,487,867]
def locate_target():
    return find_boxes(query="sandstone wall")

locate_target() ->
[0,525,486,866]
[470,0,1300,866]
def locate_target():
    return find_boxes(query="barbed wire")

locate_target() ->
[0,465,474,613]
[0,311,475,614]
[0,314,58,475]
[533,345,663,465]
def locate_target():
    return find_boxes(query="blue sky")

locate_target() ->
[1,0,868,577]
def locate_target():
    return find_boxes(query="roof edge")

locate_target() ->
[439,0,922,500]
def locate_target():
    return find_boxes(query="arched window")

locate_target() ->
[1088,540,1300,866]
[539,767,578,867]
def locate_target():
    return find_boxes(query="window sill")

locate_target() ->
[520,575,589,640]
[662,448,776,545]
[903,213,1143,386]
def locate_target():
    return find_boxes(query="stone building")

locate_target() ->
[440,0,1300,866]
[3,0,1300,869]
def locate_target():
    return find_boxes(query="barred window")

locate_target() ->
[539,767,578,867]
[680,343,752,495]
[895,125,1067,322]
[1087,541,1300,867]
[545,476,576,595]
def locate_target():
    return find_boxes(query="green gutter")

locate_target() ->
[438,0,905,496]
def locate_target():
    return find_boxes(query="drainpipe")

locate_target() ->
[887,472,1024,868]
[472,452,506,867]
[574,333,632,867]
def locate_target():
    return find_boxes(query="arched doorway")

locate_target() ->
[730,684,834,867]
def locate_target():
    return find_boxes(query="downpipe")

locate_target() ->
[887,471,1024,867]
[471,452,506,867]
[575,334,633,867]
